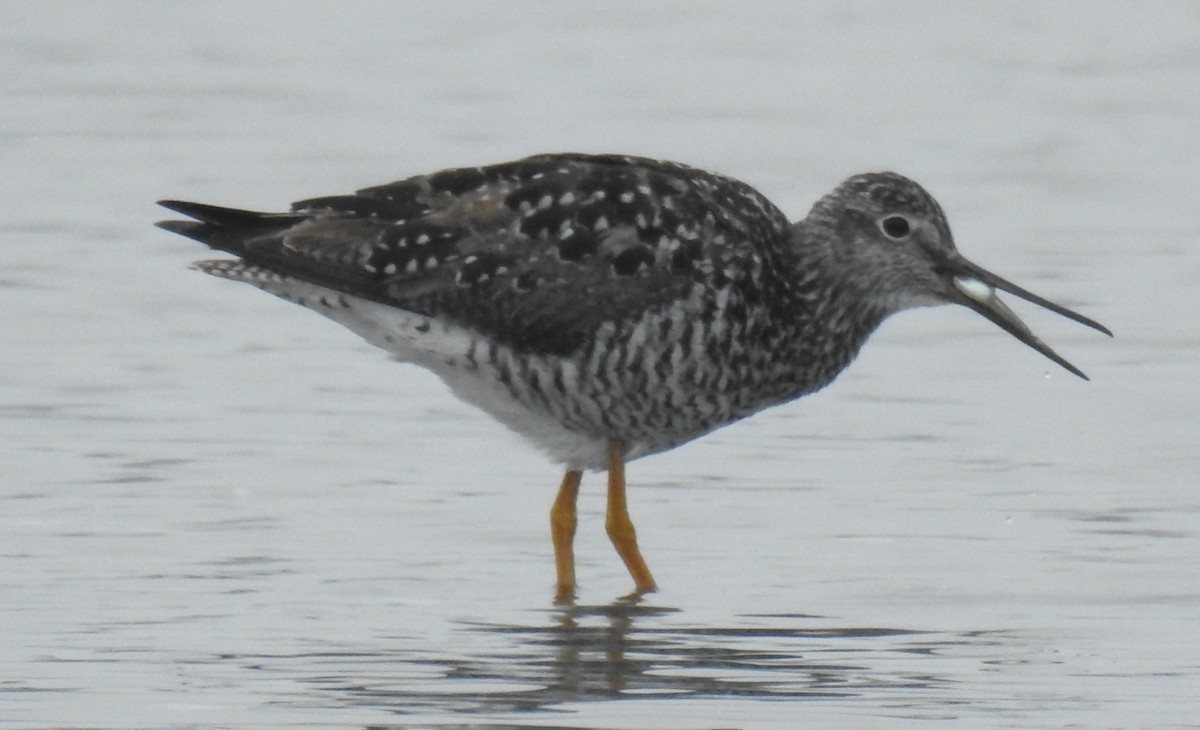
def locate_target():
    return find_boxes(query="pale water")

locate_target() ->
[2,2,1198,728]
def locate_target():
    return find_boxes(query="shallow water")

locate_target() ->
[2,2,1198,728]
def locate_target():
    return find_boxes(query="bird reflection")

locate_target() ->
[531,597,676,698]
[260,600,998,719]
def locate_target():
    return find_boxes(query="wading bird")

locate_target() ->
[158,154,1110,602]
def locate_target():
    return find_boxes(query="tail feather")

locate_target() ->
[156,200,303,228]
[154,218,210,243]
[155,200,308,255]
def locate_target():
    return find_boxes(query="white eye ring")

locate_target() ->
[879,215,912,240]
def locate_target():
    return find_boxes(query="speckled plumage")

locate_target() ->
[159,153,1110,598]
[158,153,1107,471]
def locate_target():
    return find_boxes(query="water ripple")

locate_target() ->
[210,605,1012,721]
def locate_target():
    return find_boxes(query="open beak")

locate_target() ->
[942,257,1112,380]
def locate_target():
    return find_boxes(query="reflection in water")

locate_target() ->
[218,602,1006,722]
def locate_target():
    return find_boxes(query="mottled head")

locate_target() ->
[803,172,1111,379]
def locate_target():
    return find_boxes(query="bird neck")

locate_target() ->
[786,221,892,324]
[768,223,890,392]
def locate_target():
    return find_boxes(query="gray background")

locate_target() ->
[2,2,1196,728]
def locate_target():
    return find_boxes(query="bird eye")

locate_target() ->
[880,215,911,240]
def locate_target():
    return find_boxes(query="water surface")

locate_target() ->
[2,2,1198,728]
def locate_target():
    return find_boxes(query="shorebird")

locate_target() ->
[157,153,1110,602]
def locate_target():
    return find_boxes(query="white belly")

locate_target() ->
[198,261,612,469]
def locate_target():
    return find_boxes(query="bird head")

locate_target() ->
[804,172,1111,379]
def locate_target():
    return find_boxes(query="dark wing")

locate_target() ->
[157,153,791,355]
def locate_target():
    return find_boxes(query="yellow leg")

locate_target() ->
[551,470,582,604]
[605,439,657,594]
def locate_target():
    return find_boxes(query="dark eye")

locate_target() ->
[880,215,911,239]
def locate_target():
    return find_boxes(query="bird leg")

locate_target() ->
[550,469,582,604]
[605,439,658,594]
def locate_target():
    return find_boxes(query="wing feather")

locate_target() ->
[158,154,791,355]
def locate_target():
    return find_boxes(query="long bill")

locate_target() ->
[941,257,1112,381]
